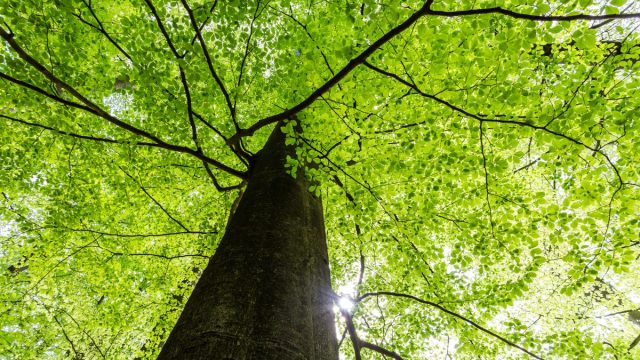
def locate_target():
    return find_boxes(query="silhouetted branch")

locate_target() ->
[363,60,625,187]
[338,305,404,360]
[425,6,640,22]
[0,26,246,179]
[358,291,543,359]
[180,0,237,130]
[0,114,159,146]
[202,161,245,192]
[119,167,190,232]
[143,0,185,59]
[93,243,209,260]
[73,0,132,61]
[227,1,434,144]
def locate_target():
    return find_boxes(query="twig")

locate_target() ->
[119,167,190,232]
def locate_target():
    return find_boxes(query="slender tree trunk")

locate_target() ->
[157,123,338,360]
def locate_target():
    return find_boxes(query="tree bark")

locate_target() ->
[157,122,338,360]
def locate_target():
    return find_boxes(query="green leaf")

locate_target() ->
[605,5,620,15]
[1,1,639,359]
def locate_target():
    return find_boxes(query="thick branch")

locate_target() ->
[0,27,246,179]
[228,1,434,144]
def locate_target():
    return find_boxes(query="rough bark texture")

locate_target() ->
[157,123,338,360]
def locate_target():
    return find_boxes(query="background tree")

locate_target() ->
[1,0,640,359]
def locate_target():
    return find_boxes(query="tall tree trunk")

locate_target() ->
[157,123,338,360]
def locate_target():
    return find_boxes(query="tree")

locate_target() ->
[1,0,639,358]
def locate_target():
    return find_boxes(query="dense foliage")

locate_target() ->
[1,0,639,359]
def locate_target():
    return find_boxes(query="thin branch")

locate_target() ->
[227,0,434,144]
[358,291,543,359]
[74,0,132,61]
[425,7,640,22]
[434,213,468,230]
[161,87,250,164]
[479,122,496,238]
[237,0,263,90]
[0,28,246,178]
[94,244,209,260]
[546,52,614,128]
[143,0,185,59]
[1,113,159,147]
[272,6,336,76]
[26,238,100,297]
[57,306,106,359]
[53,316,80,358]
[591,3,636,29]
[362,60,624,187]
[45,226,216,238]
[145,0,247,170]
[179,68,199,149]
[596,307,640,318]
[192,111,227,140]
[119,167,190,232]
[629,333,640,351]
[179,0,237,129]
[339,305,404,360]
[300,137,387,211]
[180,69,240,191]
[189,0,219,46]
[513,157,542,173]
[202,161,245,192]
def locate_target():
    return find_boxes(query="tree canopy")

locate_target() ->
[1,0,640,359]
